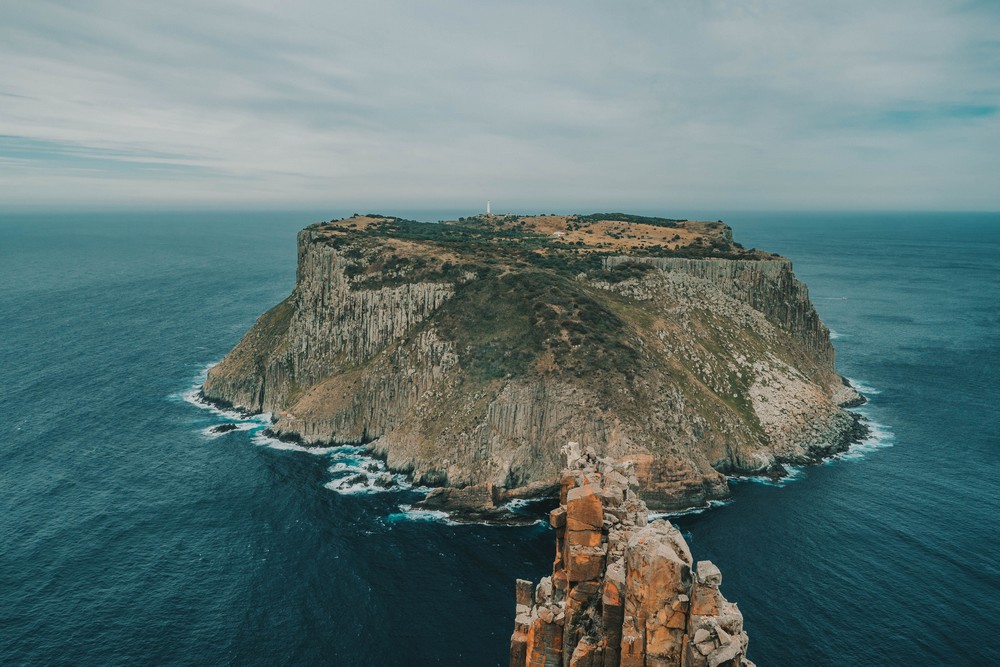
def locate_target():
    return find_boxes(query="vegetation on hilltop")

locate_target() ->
[571,212,684,227]
[301,213,775,383]
[310,213,765,288]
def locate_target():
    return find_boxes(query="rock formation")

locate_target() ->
[202,213,864,511]
[511,443,753,667]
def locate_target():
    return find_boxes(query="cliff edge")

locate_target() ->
[510,443,753,667]
[202,212,862,510]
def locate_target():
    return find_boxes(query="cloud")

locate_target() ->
[1,0,998,210]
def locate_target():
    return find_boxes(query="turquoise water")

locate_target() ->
[1,210,997,665]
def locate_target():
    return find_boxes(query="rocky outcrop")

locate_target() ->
[604,256,832,368]
[511,444,753,667]
[203,214,864,510]
[415,479,560,523]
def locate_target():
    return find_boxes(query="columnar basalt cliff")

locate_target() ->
[203,212,862,511]
[511,443,753,667]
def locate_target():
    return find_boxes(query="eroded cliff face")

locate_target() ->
[604,256,832,368]
[202,213,861,510]
[203,228,457,418]
[510,444,753,667]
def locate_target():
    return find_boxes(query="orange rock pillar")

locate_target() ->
[509,443,754,667]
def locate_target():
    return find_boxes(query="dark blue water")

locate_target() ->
[1,210,997,666]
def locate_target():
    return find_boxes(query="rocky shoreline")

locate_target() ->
[411,391,868,522]
[198,382,870,523]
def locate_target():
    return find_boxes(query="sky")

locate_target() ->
[1,0,999,212]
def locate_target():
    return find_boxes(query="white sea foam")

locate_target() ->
[179,363,421,501]
[328,461,366,473]
[492,499,549,526]
[832,377,895,463]
[326,474,414,494]
[324,477,379,494]
[731,464,806,487]
[845,377,881,395]
[833,411,894,462]
[386,505,456,524]
[731,390,894,490]
[177,363,272,432]
[503,498,538,511]
[248,428,413,492]
[648,499,731,521]
[391,506,545,527]
[200,422,256,438]
[175,362,272,424]
[323,446,414,494]
[249,430,341,455]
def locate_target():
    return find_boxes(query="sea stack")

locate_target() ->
[510,443,753,667]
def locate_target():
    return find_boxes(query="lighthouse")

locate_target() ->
[486,200,491,215]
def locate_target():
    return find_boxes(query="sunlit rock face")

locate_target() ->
[510,443,754,667]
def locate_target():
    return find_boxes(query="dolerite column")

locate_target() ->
[683,561,751,667]
[620,521,692,666]
[563,483,606,666]
[599,561,625,667]
[508,443,753,667]
[525,576,563,666]
[511,579,532,667]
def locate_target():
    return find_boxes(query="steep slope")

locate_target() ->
[202,213,862,510]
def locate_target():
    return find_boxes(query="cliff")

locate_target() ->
[202,212,862,510]
[510,443,753,667]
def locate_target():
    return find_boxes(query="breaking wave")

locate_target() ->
[385,505,457,525]
[322,449,414,494]
[845,377,881,395]
[730,464,807,488]
[731,379,894,490]
[178,364,413,498]
[832,409,894,462]
[648,499,732,521]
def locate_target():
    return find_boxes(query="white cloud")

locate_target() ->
[1,0,997,210]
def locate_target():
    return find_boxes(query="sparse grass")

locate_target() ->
[256,298,294,350]
[309,213,761,286]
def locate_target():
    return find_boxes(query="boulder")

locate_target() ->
[697,560,722,586]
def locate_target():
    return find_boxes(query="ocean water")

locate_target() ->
[1,210,997,665]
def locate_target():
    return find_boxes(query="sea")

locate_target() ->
[1,210,997,666]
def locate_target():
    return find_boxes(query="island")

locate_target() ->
[202,211,863,516]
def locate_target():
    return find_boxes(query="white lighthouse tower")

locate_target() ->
[486,200,491,215]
